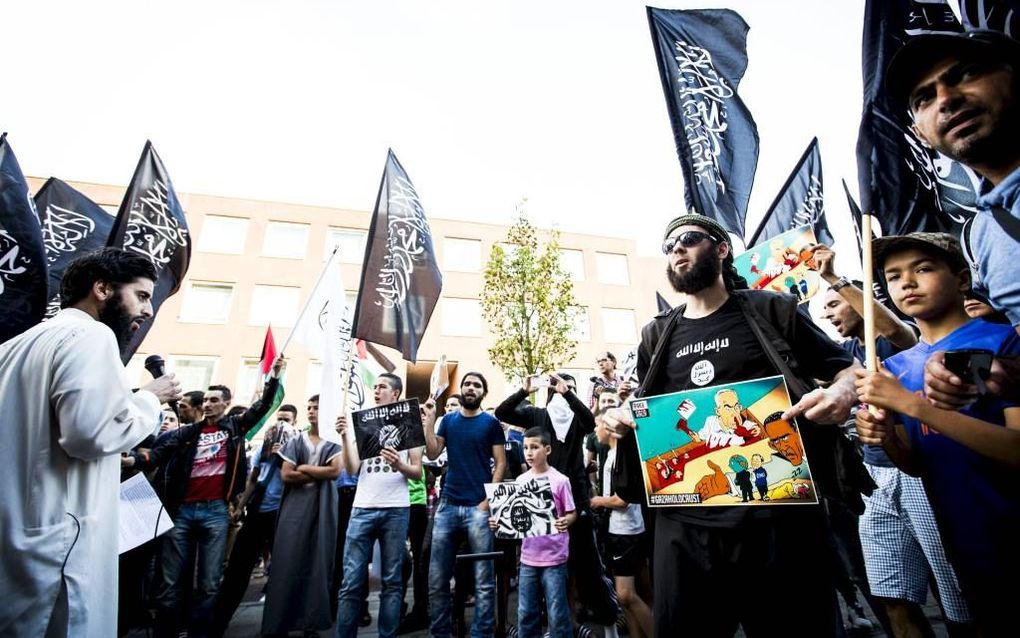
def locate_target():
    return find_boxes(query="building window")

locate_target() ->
[442,298,482,336]
[601,307,637,344]
[444,238,482,272]
[249,285,300,327]
[559,249,585,281]
[179,282,234,324]
[262,221,309,259]
[568,306,591,341]
[197,215,248,254]
[235,358,262,404]
[326,228,368,264]
[168,356,218,393]
[596,252,630,286]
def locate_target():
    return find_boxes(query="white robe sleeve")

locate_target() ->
[50,322,161,460]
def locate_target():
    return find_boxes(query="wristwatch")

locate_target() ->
[831,276,851,292]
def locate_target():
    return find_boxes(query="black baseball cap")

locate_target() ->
[886,29,1020,110]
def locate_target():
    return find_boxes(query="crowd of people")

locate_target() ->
[2,25,1019,638]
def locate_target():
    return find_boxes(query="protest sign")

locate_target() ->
[485,477,558,539]
[352,398,425,459]
[734,225,819,303]
[629,375,816,507]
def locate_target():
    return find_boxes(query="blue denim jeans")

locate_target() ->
[335,507,410,638]
[428,500,495,638]
[155,500,229,637]
[518,563,571,638]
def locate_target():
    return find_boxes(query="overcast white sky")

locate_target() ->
[4,1,961,265]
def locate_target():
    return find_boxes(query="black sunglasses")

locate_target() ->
[662,230,714,254]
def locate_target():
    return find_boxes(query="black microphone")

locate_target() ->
[144,354,166,378]
[144,355,180,420]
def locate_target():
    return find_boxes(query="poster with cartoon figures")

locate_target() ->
[485,477,558,539]
[352,398,425,459]
[629,376,816,507]
[734,225,819,303]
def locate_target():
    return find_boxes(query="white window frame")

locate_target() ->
[441,298,483,337]
[443,237,483,272]
[179,281,235,324]
[595,252,630,286]
[167,356,220,394]
[196,215,249,254]
[325,227,369,264]
[235,358,262,405]
[248,285,301,327]
[262,220,310,259]
[559,248,585,281]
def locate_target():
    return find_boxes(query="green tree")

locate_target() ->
[481,202,577,382]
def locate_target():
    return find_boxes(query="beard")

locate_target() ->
[666,249,722,294]
[98,291,136,353]
[460,393,484,410]
[940,90,1020,167]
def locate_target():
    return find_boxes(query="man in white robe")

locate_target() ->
[0,248,181,637]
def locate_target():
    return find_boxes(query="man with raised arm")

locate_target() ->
[422,372,506,638]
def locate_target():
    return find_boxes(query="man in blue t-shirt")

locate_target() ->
[423,372,507,638]
[856,232,1020,635]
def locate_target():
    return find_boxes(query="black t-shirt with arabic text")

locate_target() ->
[659,295,852,527]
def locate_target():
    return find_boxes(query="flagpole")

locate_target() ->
[861,214,877,373]
[280,246,339,355]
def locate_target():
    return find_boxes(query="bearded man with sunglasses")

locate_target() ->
[603,214,867,637]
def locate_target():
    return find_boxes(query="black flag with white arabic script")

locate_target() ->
[842,178,902,316]
[35,177,115,316]
[842,178,866,260]
[747,138,833,248]
[106,141,191,362]
[352,150,442,363]
[0,133,47,344]
[856,0,979,238]
[648,7,759,240]
[960,0,1020,36]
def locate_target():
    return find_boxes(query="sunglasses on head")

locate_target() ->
[662,230,714,254]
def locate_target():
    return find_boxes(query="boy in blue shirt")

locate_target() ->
[855,232,1020,636]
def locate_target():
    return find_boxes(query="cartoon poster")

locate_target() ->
[629,376,816,507]
[734,225,819,303]
[485,477,558,539]
[352,398,425,459]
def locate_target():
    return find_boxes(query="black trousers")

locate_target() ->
[401,503,429,615]
[568,509,620,626]
[210,508,278,637]
[653,509,842,637]
[330,486,368,616]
